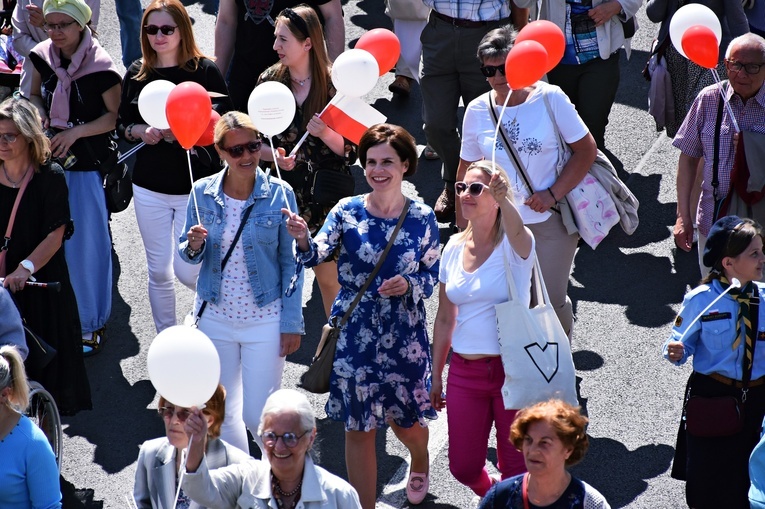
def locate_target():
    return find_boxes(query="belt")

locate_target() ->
[431,11,489,28]
[707,372,765,388]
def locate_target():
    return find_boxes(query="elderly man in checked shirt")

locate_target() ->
[674,33,765,276]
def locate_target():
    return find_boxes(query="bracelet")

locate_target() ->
[547,187,557,201]
[187,245,202,258]
[126,123,136,142]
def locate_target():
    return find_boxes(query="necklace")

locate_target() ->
[274,477,302,497]
[2,164,30,189]
[291,75,311,86]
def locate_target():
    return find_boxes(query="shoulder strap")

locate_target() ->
[194,204,254,324]
[522,473,530,509]
[336,198,410,328]
[712,84,726,200]
[488,93,535,197]
[0,167,34,278]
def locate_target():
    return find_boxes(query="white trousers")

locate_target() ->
[197,312,285,454]
[393,18,427,81]
[133,184,200,333]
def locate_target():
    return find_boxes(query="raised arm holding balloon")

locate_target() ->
[116,0,232,335]
[27,0,121,356]
[178,110,304,456]
[255,5,356,320]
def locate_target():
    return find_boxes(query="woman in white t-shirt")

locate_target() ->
[458,26,597,337]
[430,160,534,497]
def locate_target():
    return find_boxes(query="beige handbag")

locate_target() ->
[384,0,430,21]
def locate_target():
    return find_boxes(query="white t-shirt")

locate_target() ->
[439,234,535,356]
[460,82,590,224]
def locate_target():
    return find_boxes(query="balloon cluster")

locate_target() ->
[669,4,722,69]
[505,21,564,90]
[137,80,219,149]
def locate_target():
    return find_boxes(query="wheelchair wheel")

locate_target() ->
[27,381,63,471]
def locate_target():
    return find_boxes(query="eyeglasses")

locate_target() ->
[43,20,77,32]
[480,65,506,78]
[0,132,19,144]
[144,24,178,36]
[220,140,262,158]
[725,59,764,75]
[261,430,309,448]
[158,406,191,422]
[455,181,489,196]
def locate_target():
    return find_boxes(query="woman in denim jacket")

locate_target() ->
[179,111,304,455]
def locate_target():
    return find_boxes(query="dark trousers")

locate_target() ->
[547,52,620,151]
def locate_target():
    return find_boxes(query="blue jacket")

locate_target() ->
[179,167,304,334]
[663,279,765,380]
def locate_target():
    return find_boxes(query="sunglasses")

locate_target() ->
[480,65,506,78]
[43,20,77,32]
[220,140,262,158]
[144,24,177,36]
[725,59,764,75]
[158,406,191,422]
[261,430,309,448]
[455,181,489,196]
[0,132,19,144]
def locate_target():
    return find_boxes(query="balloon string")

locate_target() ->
[711,68,740,133]
[491,86,513,173]
[288,94,339,157]
[268,135,293,214]
[117,142,145,164]
[186,150,202,225]
[172,434,192,509]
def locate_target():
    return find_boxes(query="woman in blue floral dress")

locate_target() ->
[283,123,440,508]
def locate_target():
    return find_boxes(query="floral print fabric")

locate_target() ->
[301,196,441,431]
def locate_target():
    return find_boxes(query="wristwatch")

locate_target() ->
[19,259,35,274]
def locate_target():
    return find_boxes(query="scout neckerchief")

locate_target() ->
[721,276,759,387]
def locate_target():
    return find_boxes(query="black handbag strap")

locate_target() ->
[194,205,254,324]
[489,92,561,215]
[711,83,726,201]
[336,197,410,329]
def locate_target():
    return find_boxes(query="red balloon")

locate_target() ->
[355,29,400,76]
[195,110,221,146]
[165,82,213,150]
[682,25,719,69]
[505,41,548,90]
[516,20,565,73]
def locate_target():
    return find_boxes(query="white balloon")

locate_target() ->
[248,81,296,137]
[331,49,379,98]
[147,325,220,408]
[669,4,722,59]
[138,80,176,129]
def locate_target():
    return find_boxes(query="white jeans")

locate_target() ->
[393,18,427,81]
[197,312,284,454]
[133,185,200,333]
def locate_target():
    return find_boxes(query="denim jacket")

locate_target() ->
[179,167,304,334]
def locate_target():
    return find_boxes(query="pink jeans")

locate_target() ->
[446,353,525,496]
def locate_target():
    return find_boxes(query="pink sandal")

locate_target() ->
[406,471,429,505]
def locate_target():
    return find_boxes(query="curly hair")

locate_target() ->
[510,399,589,467]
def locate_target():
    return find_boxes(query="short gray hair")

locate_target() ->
[726,33,765,60]
[476,25,518,63]
[258,389,316,434]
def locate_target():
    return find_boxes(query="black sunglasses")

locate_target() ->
[455,181,489,196]
[144,24,177,36]
[480,65,506,78]
[220,140,262,158]
[157,406,191,422]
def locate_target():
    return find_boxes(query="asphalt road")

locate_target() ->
[57,1,700,507]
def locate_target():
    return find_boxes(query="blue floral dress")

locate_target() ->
[300,196,440,431]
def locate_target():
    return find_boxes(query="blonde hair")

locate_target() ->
[213,111,260,148]
[0,345,30,412]
[134,0,207,81]
[0,98,51,167]
[271,5,331,131]
[453,160,514,247]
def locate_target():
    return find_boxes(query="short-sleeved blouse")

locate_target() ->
[300,196,440,431]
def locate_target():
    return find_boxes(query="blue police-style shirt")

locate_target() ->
[663,279,765,380]
[178,167,304,335]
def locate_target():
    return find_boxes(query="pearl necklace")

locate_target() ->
[2,164,30,189]
[274,478,302,497]
[291,75,311,86]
